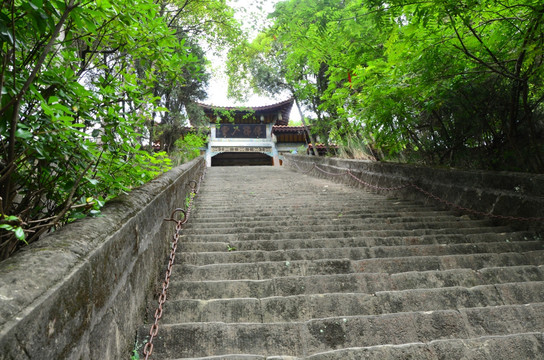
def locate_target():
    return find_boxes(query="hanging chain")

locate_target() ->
[287,158,544,223]
[143,171,205,360]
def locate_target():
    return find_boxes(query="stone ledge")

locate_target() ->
[285,155,544,227]
[0,156,206,359]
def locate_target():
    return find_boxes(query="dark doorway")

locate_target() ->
[211,152,273,166]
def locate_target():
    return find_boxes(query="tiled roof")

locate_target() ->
[196,98,294,112]
[196,98,294,126]
[272,125,306,134]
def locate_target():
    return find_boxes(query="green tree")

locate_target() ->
[149,0,243,151]
[233,0,544,172]
[0,0,242,259]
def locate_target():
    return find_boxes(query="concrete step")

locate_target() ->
[168,265,544,300]
[175,251,544,281]
[178,241,543,266]
[141,303,544,358]
[162,281,544,323]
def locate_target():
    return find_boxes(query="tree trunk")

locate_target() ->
[293,97,319,156]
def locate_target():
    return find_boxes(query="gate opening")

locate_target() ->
[211,152,273,166]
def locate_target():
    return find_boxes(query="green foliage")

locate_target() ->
[173,133,207,165]
[0,215,26,244]
[0,0,241,259]
[130,339,142,360]
[336,135,376,161]
[230,0,544,173]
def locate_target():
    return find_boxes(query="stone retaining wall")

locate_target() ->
[0,157,206,359]
[285,155,544,226]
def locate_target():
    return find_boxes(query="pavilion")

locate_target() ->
[196,98,308,166]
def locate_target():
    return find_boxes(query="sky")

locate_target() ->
[202,0,300,121]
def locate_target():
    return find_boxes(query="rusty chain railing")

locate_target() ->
[288,158,544,223]
[143,170,205,360]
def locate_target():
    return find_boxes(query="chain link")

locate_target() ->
[143,170,205,360]
[287,158,544,223]
[315,165,346,177]
[290,158,316,174]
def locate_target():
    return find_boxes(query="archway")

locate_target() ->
[211,152,273,166]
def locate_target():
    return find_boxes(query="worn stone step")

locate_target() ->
[166,332,544,359]
[356,250,544,274]
[175,251,543,281]
[179,241,543,266]
[195,198,430,214]
[302,332,544,360]
[142,303,544,359]
[177,259,353,281]
[191,207,452,224]
[139,166,544,360]
[162,281,544,323]
[168,266,544,300]
[184,212,462,228]
[192,197,434,208]
[188,210,449,223]
[190,208,458,217]
[190,204,446,218]
[181,219,493,237]
[194,192,383,200]
[179,232,537,253]
[180,226,514,243]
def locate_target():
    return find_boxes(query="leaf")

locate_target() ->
[70,212,87,220]
[0,21,14,44]
[15,129,33,139]
[2,215,19,222]
[87,178,99,186]
[14,227,26,241]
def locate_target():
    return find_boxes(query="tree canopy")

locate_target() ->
[227,0,544,171]
[0,0,242,259]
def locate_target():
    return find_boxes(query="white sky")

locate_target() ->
[203,0,300,121]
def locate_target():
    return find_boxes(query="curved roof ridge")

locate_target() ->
[196,97,294,111]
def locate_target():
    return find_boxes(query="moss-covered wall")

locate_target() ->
[285,155,544,227]
[0,157,206,359]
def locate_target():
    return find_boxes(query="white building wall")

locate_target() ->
[206,123,279,167]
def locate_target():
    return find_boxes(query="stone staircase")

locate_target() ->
[139,166,544,359]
